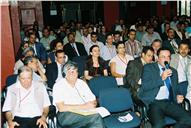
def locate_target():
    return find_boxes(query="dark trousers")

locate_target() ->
[13,116,41,128]
[148,100,191,128]
[178,81,188,96]
[57,112,105,128]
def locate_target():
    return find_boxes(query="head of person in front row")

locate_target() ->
[2,66,50,128]
[84,45,108,80]
[52,62,104,128]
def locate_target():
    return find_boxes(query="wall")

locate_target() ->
[157,1,177,19]
[10,3,21,56]
[1,3,15,91]
[104,1,119,31]
[18,1,44,30]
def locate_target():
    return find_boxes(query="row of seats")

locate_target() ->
[2,75,190,128]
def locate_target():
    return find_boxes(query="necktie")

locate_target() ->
[71,43,78,56]
[162,68,173,101]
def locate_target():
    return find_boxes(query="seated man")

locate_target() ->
[138,47,191,128]
[53,62,104,128]
[24,56,47,82]
[2,66,50,128]
[124,46,154,108]
[14,47,45,74]
[46,50,68,89]
[170,39,191,96]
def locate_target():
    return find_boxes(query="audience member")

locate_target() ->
[109,41,134,86]
[63,32,87,60]
[186,63,191,103]
[151,39,162,62]
[81,27,91,46]
[125,29,142,58]
[15,42,29,61]
[84,45,108,81]
[2,66,50,128]
[28,33,47,65]
[113,31,122,45]
[135,23,146,42]
[142,25,162,46]
[138,47,191,128]
[170,40,191,96]
[14,47,45,74]
[84,32,104,56]
[161,22,170,41]
[162,28,181,54]
[46,50,68,89]
[97,25,107,44]
[124,46,154,106]
[40,28,56,51]
[24,56,47,82]
[47,39,64,64]
[102,33,117,62]
[53,62,104,128]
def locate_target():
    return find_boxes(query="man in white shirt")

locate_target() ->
[170,40,191,96]
[53,62,104,128]
[2,66,50,128]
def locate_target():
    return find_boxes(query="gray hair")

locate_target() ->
[23,56,37,66]
[22,47,35,56]
[18,66,33,76]
[62,61,78,76]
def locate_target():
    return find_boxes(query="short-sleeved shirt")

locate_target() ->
[53,78,96,106]
[2,81,50,118]
[109,54,134,85]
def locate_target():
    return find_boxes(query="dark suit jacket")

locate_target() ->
[63,42,87,60]
[162,38,181,54]
[45,62,58,89]
[124,57,143,99]
[34,42,47,61]
[137,63,179,108]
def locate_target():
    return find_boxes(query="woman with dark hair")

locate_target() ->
[84,45,108,80]
[109,41,134,86]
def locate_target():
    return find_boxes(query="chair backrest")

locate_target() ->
[88,76,118,97]
[72,56,87,77]
[6,74,18,87]
[99,88,134,113]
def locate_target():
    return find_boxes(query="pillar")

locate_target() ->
[104,1,119,31]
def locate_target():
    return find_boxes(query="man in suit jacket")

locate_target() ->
[46,50,68,89]
[63,32,87,60]
[28,33,47,65]
[170,39,191,96]
[124,46,154,103]
[138,47,191,128]
[162,28,181,54]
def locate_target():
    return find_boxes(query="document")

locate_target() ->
[69,107,110,118]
